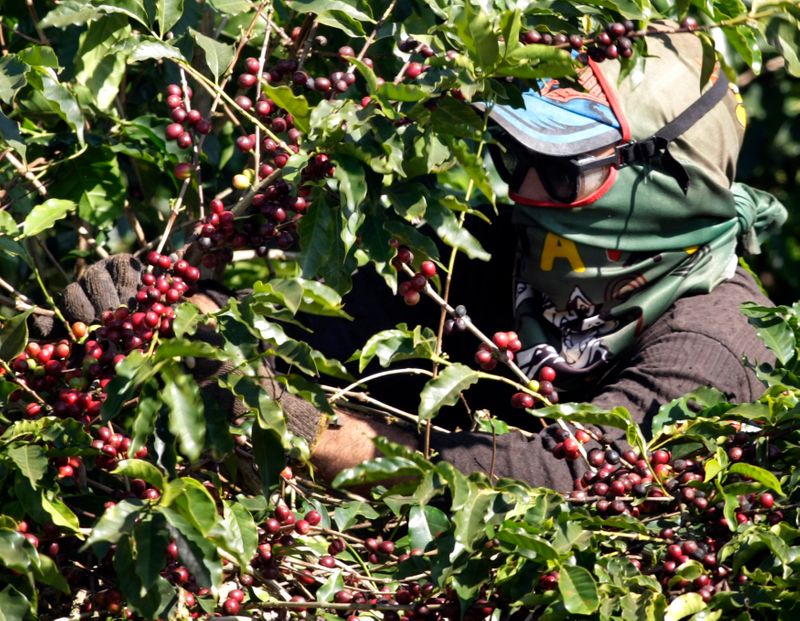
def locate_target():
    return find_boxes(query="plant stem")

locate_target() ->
[326,367,435,405]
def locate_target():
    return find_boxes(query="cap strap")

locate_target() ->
[614,71,730,194]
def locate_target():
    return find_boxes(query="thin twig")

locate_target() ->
[0,150,47,196]
[0,293,54,316]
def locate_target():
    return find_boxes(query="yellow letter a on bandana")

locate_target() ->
[540,233,585,273]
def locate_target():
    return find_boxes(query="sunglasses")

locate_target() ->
[489,132,622,206]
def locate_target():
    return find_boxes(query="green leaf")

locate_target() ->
[316,568,344,602]
[287,0,374,36]
[161,364,205,461]
[558,565,599,614]
[37,68,85,143]
[496,525,559,561]
[408,504,450,551]
[0,310,32,364]
[261,84,311,133]
[251,424,285,493]
[16,46,58,69]
[0,585,30,621]
[157,0,184,37]
[154,337,228,362]
[418,363,480,421]
[83,499,145,549]
[40,491,81,532]
[358,325,438,372]
[20,199,76,238]
[40,1,105,28]
[0,529,36,574]
[207,0,252,14]
[132,514,169,589]
[332,456,422,488]
[160,506,222,589]
[334,155,367,252]
[32,552,69,593]
[741,307,795,366]
[74,16,131,110]
[95,1,151,26]
[425,198,491,260]
[468,10,499,67]
[723,25,762,73]
[124,37,185,63]
[113,536,173,618]
[113,459,168,492]
[208,501,258,568]
[0,56,29,104]
[0,109,25,158]
[172,302,202,338]
[190,28,233,81]
[8,445,47,488]
[452,486,495,554]
[49,148,125,228]
[164,477,218,535]
[728,462,784,495]
[333,500,379,531]
[664,592,706,621]
[377,82,429,102]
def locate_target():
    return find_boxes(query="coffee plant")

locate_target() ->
[1,0,800,619]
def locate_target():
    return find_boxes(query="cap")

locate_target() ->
[475,74,622,157]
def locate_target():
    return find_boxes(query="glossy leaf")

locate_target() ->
[7,445,47,488]
[418,363,480,421]
[0,585,30,621]
[161,364,205,461]
[664,592,706,621]
[20,199,76,238]
[165,477,218,535]
[728,462,784,495]
[160,506,222,589]
[332,456,422,488]
[73,16,131,110]
[0,310,32,364]
[113,459,167,492]
[0,56,29,104]
[156,0,183,37]
[208,501,258,568]
[358,324,438,372]
[83,499,145,549]
[558,565,600,614]
[408,504,450,550]
[190,28,233,81]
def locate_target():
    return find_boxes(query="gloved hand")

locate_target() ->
[53,253,329,450]
[63,254,144,324]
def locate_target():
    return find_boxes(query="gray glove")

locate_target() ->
[63,254,143,324]
[55,254,327,450]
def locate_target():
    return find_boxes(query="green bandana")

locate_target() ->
[511,169,787,380]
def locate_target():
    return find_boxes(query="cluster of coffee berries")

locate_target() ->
[164,83,211,152]
[92,426,145,471]
[394,247,437,306]
[6,250,201,430]
[548,425,593,461]
[474,331,523,372]
[510,364,558,409]
[559,429,788,602]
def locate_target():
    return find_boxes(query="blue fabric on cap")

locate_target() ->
[484,81,622,157]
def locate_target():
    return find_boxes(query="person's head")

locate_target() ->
[483,23,747,209]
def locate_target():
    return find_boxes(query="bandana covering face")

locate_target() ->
[506,27,788,382]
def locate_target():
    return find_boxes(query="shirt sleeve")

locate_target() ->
[428,268,773,491]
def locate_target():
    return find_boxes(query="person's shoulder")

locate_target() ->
[649,265,773,360]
